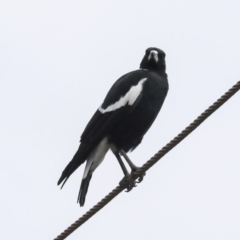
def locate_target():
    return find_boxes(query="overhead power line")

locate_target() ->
[54,81,240,240]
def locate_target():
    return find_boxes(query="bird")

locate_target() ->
[57,47,169,206]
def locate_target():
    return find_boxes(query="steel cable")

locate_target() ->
[54,81,240,240]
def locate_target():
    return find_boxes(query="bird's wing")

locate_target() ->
[80,70,148,143]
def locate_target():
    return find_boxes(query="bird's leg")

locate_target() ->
[120,150,146,183]
[120,150,139,170]
[112,151,136,192]
[113,151,129,176]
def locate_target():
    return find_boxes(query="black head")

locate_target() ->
[140,47,166,73]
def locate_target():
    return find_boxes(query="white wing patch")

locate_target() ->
[99,78,147,114]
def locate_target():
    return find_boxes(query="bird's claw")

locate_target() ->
[119,175,137,192]
[136,175,143,183]
[133,171,146,183]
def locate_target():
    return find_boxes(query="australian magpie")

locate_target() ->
[57,47,169,206]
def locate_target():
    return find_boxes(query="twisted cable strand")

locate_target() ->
[54,81,240,240]
[54,187,123,240]
[135,81,240,176]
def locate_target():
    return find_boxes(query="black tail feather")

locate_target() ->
[78,174,93,207]
[57,146,87,187]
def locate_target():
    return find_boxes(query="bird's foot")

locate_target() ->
[131,168,146,183]
[119,174,137,192]
[135,172,146,183]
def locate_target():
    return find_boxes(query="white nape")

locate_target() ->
[99,78,147,114]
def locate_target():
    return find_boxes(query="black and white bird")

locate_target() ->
[58,47,169,206]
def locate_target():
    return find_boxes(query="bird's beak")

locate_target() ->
[148,50,159,63]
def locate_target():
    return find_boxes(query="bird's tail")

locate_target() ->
[57,145,88,188]
[78,172,93,206]
[58,139,108,206]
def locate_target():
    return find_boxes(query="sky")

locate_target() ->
[1,0,240,239]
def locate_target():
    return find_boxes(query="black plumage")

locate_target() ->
[58,47,169,206]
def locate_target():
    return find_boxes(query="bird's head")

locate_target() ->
[140,47,166,74]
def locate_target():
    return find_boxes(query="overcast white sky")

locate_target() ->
[1,1,240,239]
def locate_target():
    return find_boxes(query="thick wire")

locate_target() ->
[54,81,240,240]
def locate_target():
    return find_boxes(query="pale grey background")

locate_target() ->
[1,1,240,239]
